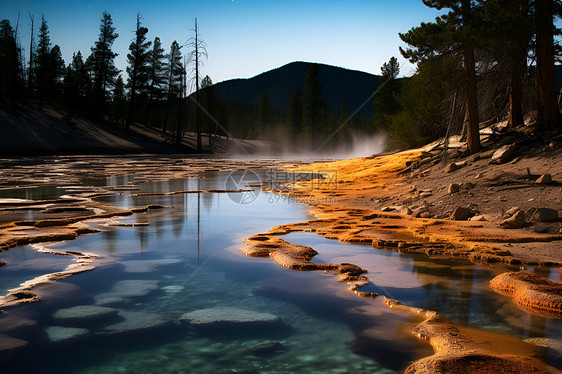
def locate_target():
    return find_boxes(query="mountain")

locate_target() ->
[211,61,382,120]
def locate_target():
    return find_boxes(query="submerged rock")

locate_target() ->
[95,280,159,306]
[180,307,280,329]
[98,311,173,337]
[0,315,38,336]
[120,258,182,273]
[52,305,118,326]
[247,341,282,355]
[45,326,89,343]
[0,334,28,352]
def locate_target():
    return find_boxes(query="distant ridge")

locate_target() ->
[212,61,382,120]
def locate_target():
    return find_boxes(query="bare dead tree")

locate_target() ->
[27,11,34,98]
[184,17,207,152]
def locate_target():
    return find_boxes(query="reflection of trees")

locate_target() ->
[135,225,149,252]
[409,256,475,324]
[171,193,185,238]
[101,229,117,254]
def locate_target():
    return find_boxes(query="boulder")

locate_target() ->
[500,211,526,229]
[532,208,559,222]
[98,311,173,337]
[45,326,89,343]
[52,305,118,326]
[535,174,553,184]
[491,144,517,164]
[452,207,474,221]
[448,183,460,194]
[180,307,280,329]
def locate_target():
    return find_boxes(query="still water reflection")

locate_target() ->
[0,172,560,373]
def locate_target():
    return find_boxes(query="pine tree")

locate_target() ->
[72,51,91,101]
[146,36,166,126]
[303,63,327,146]
[287,88,303,141]
[163,40,183,135]
[201,75,217,144]
[535,0,560,128]
[89,11,119,118]
[400,0,482,154]
[372,56,401,131]
[126,13,151,129]
[35,15,51,106]
[0,20,23,102]
[256,92,271,136]
[111,74,126,123]
[480,0,531,127]
[50,45,65,100]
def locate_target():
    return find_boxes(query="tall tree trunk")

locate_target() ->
[536,0,559,128]
[508,65,524,127]
[461,0,480,154]
[507,0,528,128]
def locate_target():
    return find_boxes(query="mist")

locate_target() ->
[223,129,387,160]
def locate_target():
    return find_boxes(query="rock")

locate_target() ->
[247,341,282,355]
[535,173,553,184]
[469,215,489,222]
[499,210,526,229]
[534,225,549,233]
[95,280,159,305]
[180,307,280,329]
[444,162,466,173]
[52,305,118,326]
[448,183,460,194]
[452,207,474,221]
[419,212,433,218]
[462,181,475,189]
[401,207,412,215]
[0,260,5,267]
[99,311,173,337]
[491,144,517,164]
[0,334,28,352]
[532,208,559,222]
[45,326,89,343]
[381,206,403,212]
[419,190,432,198]
[411,207,428,218]
[504,207,521,218]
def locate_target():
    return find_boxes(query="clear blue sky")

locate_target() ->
[2,1,441,86]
